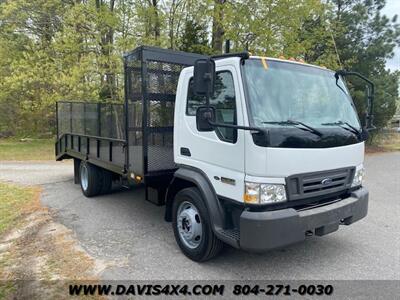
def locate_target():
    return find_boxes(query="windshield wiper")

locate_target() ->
[321,121,360,136]
[262,120,323,137]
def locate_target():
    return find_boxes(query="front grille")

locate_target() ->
[286,167,355,201]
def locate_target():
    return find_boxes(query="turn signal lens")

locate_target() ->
[244,182,260,203]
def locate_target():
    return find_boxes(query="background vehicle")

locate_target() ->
[56,46,374,261]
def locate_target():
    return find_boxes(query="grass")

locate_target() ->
[0,182,100,299]
[0,182,41,299]
[0,282,15,300]
[0,138,54,161]
[0,182,41,236]
[367,131,400,153]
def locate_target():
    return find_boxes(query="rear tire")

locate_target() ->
[79,161,102,197]
[172,187,223,262]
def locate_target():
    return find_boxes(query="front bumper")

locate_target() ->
[239,188,368,252]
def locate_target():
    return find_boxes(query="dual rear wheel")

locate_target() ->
[79,161,112,197]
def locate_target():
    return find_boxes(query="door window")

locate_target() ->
[186,71,237,143]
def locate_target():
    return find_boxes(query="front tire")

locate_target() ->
[172,187,223,262]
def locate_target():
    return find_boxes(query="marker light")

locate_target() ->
[244,182,260,203]
[352,168,365,187]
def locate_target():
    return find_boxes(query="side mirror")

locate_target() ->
[193,58,216,97]
[196,106,215,132]
[335,70,375,130]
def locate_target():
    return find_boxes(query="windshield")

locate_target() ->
[242,59,361,130]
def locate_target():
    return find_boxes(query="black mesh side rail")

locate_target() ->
[56,101,127,172]
[145,60,185,172]
[124,46,206,176]
[57,101,125,139]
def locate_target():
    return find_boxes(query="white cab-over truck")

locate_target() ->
[56,46,373,261]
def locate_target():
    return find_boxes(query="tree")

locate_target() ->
[179,19,211,54]
[224,0,324,56]
[0,0,66,135]
[165,0,186,49]
[212,0,225,53]
[0,0,398,137]
[329,0,400,129]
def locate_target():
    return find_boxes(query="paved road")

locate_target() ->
[0,152,399,280]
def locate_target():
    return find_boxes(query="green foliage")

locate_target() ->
[180,19,212,54]
[329,0,400,129]
[0,0,398,136]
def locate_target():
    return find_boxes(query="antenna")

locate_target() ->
[325,19,342,68]
[225,40,230,53]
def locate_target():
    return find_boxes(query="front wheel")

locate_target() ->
[172,188,223,262]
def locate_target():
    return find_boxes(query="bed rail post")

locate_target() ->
[124,59,130,174]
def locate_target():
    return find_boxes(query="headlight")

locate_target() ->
[351,167,365,187]
[244,182,287,204]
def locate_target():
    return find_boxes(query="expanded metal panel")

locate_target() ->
[98,103,125,139]
[147,131,174,172]
[57,46,205,177]
[85,103,98,136]
[143,60,186,172]
[57,102,71,138]
[124,46,205,175]
[99,104,111,137]
[128,102,142,129]
[126,59,142,101]
[146,61,182,97]
[71,103,84,134]
[72,136,79,151]
[111,105,125,139]
[57,102,124,138]
[148,101,174,127]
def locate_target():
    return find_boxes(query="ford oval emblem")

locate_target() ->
[321,178,333,185]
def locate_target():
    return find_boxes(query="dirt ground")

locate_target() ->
[0,187,106,299]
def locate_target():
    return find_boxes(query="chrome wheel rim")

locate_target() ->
[177,201,202,249]
[81,164,88,191]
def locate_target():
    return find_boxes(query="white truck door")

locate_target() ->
[175,65,245,201]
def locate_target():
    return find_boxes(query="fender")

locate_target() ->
[165,166,226,233]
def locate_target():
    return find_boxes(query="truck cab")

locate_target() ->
[167,54,369,261]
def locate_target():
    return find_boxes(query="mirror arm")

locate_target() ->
[335,70,375,129]
[208,121,263,133]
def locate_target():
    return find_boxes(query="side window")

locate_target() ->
[186,71,237,143]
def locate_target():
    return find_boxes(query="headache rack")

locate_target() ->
[55,46,205,192]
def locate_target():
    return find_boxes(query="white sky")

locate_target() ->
[382,0,400,71]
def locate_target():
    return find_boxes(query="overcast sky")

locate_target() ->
[382,0,400,71]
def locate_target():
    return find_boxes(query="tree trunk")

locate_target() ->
[152,0,161,44]
[96,0,117,100]
[212,0,225,53]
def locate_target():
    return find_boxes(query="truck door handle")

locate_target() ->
[180,147,191,157]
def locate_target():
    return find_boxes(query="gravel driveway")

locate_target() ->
[0,152,399,280]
